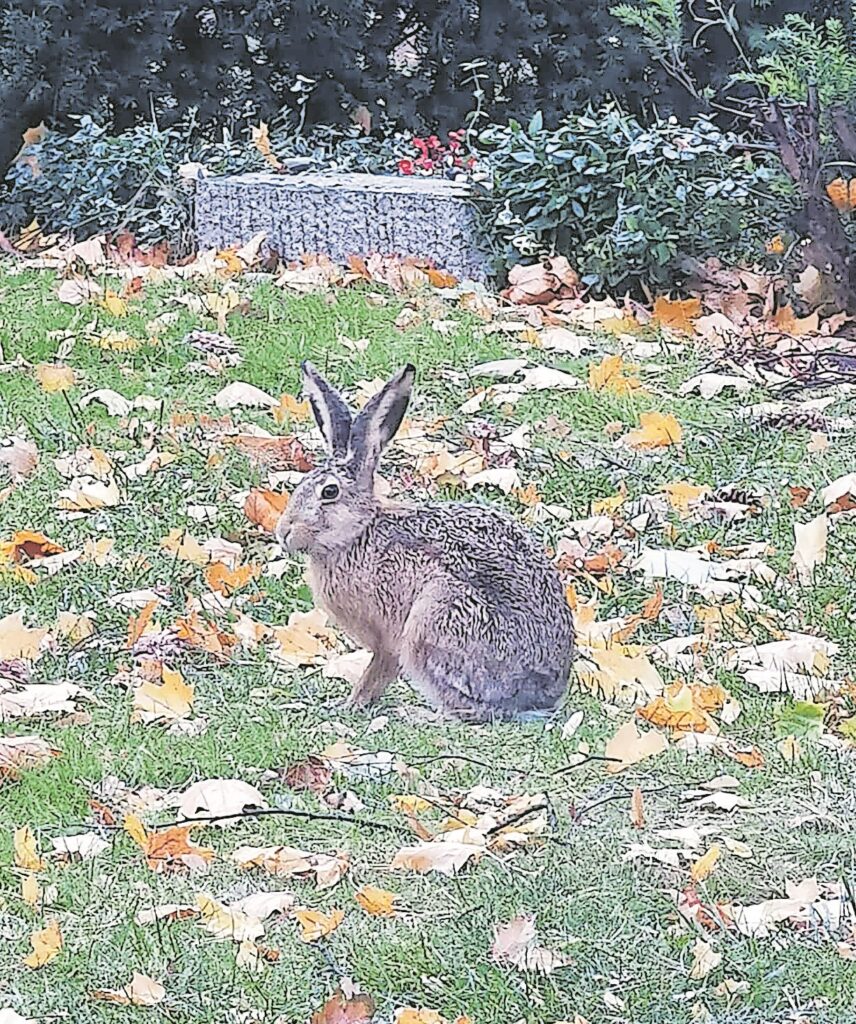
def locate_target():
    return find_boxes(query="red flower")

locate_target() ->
[416,157,434,171]
[397,158,415,175]
[412,136,428,154]
[426,134,440,150]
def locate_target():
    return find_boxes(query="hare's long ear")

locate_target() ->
[301,361,352,458]
[348,364,415,481]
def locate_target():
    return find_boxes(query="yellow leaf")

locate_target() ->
[204,561,261,596]
[826,177,856,212]
[272,393,311,424]
[690,843,721,882]
[765,234,785,254]
[604,720,668,774]
[159,528,210,566]
[588,354,640,394]
[591,482,627,516]
[23,918,62,968]
[624,411,683,449]
[123,813,149,849]
[101,290,127,317]
[388,794,433,815]
[662,481,709,513]
[294,907,345,942]
[777,734,803,763]
[251,122,282,170]
[22,872,41,907]
[215,248,244,274]
[355,885,397,916]
[132,667,194,725]
[652,296,700,333]
[14,825,45,871]
[35,363,76,393]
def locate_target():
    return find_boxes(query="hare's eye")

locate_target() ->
[320,482,340,501]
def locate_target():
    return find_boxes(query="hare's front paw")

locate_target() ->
[344,685,376,711]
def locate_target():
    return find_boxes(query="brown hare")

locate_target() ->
[275,361,574,722]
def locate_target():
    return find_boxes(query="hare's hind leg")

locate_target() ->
[346,650,399,709]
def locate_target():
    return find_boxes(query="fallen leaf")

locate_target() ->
[0,437,39,482]
[205,561,261,595]
[196,893,264,942]
[588,354,640,394]
[14,825,45,871]
[604,720,668,773]
[126,815,215,874]
[355,885,397,917]
[90,972,165,1006]
[391,838,484,875]
[21,872,40,907]
[662,482,708,513]
[134,903,199,926]
[160,528,210,566]
[252,121,282,170]
[178,778,266,824]
[623,412,683,449]
[491,915,572,974]
[233,845,349,889]
[689,939,722,980]
[132,667,194,725]
[51,832,109,861]
[690,844,721,882]
[792,513,828,583]
[630,787,645,829]
[652,296,700,333]
[214,381,277,410]
[0,735,58,780]
[23,919,62,968]
[294,907,345,942]
[35,363,75,393]
[244,488,289,532]
[311,991,376,1024]
[0,614,48,661]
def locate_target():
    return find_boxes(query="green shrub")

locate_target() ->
[476,104,791,291]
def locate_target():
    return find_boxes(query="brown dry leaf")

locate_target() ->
[244,488,289,532]
[501,256,580,306]
[0,530,63,563]
[281,755,333,793]
[773,304,820,336]
[294,907,345,943]
[588,354,640,395]
[0,437,39,482]
[623,412,683,449]
[630,787,645,829]
[14,825,45,871]
[132,667,194,725]
[0,611,49,661]
[205,561,261,595]
[789,485,813,509]
[652,296,700,333]
[641,588,664,621]
[23,918,62,968]
[605,720,668,774]
[311,990,376,1024]
[233,845,350,889]
[491,915,572,974]
[160,528,210,566]
[228,434,313,471]
[35,363,76,393]
[690,843,721,882]
[134,903,199,926]
[0,735,59,780]
[355,885,397,917]
[90,972,166,1006]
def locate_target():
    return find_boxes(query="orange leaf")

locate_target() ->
[204,561,261,595]
[272,394,311,424]
[641,588,664,620]
[294,907,345,942]
[174,610,237,659]
[143,824,215,874]
[690,843,721,882]
[826,177,854,212]
[244,488,289,532]
[630,787,645,829]
[652,296,700,333]
[637,681,727,734]
[355,885,397,916]
[0,530,64,563]
[765,234,785,254]
[729,745,764,769]
[127,600,158,648]
[588,354,640,394]
[426,268,458,289]
[772,304,819,336]
[788,485,813,509]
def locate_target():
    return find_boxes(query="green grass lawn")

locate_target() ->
[0,262,854,1023]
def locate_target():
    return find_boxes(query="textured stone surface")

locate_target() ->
[195,172,492,281]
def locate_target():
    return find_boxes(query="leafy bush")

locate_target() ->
[1,114,264,250]
[476,104,790,291]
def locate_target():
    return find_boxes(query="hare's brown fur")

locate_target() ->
[276,362,574,721]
